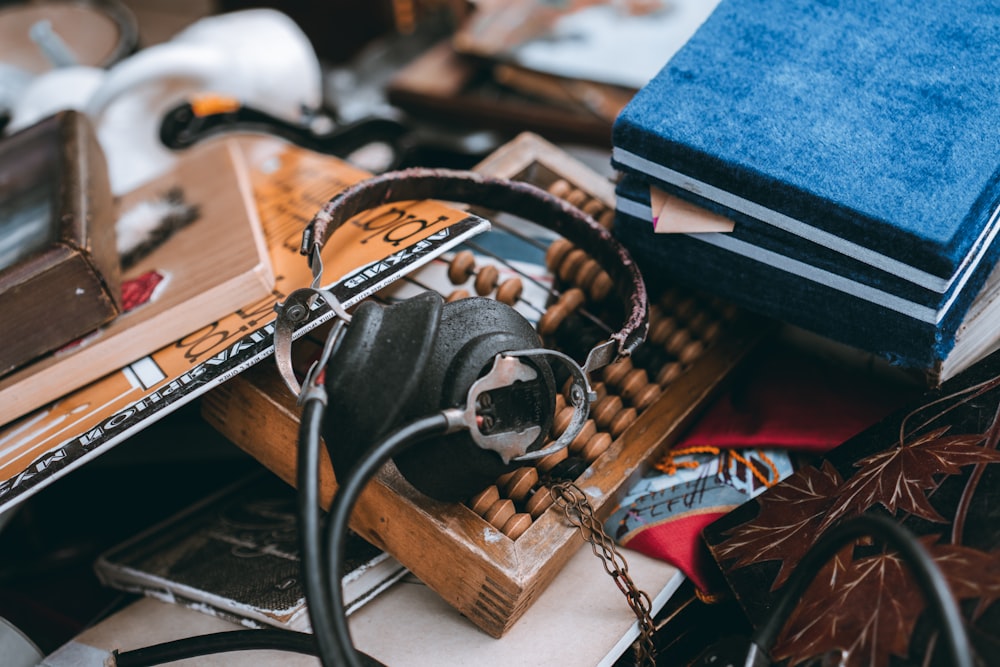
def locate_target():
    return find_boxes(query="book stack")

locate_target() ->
[610,0,1000,385]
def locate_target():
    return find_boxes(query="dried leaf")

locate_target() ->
[925,538,1000,619]
[773,547,925,667]
[818,429,1000,532]
[713,461,843,589]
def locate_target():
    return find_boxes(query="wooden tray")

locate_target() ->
[200,132,771,637]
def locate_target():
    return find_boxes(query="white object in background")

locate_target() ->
[8,8,322,194]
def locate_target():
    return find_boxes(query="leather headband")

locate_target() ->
[301,168,648,365]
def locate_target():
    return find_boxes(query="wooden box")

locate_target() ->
[201,133,771,637]
[0,110,120,376]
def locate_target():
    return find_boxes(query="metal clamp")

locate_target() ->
[273,286,352,398]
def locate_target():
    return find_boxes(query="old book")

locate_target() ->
[0,138,274,425]
[701,346,1000,666]
[95,471,405,631]
[0,137,488,516]
[611,0,1000,384]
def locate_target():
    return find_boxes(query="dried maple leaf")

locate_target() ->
[773,546,926,667]
[817,427,1000,533]
[925,538,1000,620]
[713,460,843,589]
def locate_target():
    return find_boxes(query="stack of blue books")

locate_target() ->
[610,0,1000,385]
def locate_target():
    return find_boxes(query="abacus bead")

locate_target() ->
[501,513,532,540]
[580,432,612,462]
[569,419,598,453]
[446,288,470,303]
[538,303,569,336]
[666,328,692,357]
[555,392,567,413]
[657,362,683,387]
[602,358,633,387]
[609,407,637,438]
[526,487,553,518]
[483,498,516,529]
[502,467,538,501]
[469,485,500,515]
[632,383,662,411]
[592,394,623,430]
[574,259,603,294]
[495,278,523,305]
[474,264,499,296]
[553,406,575,435]
[560,287,586,312]
[589,271,613,302]
[536,445,568,472]
[678,339,705,365]
[548,179,573,199]
[565,188,589,208]
[448,250,475,284]
[619,368,650,402]
[557,248,588,284]
[598,209,615,229]
[545,238,573,272]
[582,198,606,218]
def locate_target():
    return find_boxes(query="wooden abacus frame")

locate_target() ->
[201,132,770,638]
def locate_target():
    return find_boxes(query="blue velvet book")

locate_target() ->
[610,0,1000,383]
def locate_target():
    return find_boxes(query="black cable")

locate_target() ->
[752,513,973,667]
[113,629,316,666]
[318,412,454,667]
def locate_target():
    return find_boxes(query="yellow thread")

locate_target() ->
[653,445,720,475]
[727,450,780,488]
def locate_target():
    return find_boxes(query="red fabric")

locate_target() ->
[622,511,731,592]
[678,343,916,454]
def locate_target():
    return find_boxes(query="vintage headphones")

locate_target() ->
[272,168,648,502]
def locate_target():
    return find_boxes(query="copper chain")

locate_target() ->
[548,480,657,666]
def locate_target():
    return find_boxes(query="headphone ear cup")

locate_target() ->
[322,292,445,481]
[392,297,557,502]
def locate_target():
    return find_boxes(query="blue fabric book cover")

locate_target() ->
[612,0,1000,286]
[611,0,1000,382]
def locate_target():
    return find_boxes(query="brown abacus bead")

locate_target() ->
[678,339,706,365]
[574,258,603,294]
[547,179,573,199]
[544,237,574,273]
[608,406,637,438]
[537,287,586,336]
[568,419,598,454]
[631,383,662,411]
[687,310,723,342]
[592,394,623,431]
[665,328,692,358]
[657,361,683,387]
[590,380,608,403]
[525,486,553,518]
[674,296,700,323]
[557,248,589,284]
[446,288,470,303]
[597,209,615,230]
[468,485,500,515]
[555,392,567,413]
[580,431,612,462]
[501,513,532,540]
[619,367,651,403]
[553,406,575,436]
[483,498,516,529]
[648,315,679,347]
[495,277,523,306]
[448,250,476,285]
[565,188,589,208]
[588,270,613,302]
[502,467,539,501]
[658,287,683,311]
[582,198,606,218]
[474,264,500,296]
[602,358,633,387]
[535,445,568,472]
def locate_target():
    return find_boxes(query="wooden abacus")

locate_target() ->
[201,132,770,638]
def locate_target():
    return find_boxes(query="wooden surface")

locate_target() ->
[201,132,771,637]
[0,139,274,426]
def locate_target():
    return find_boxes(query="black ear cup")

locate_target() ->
[323,293,557,502]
